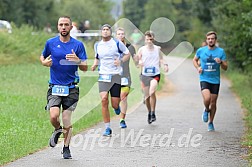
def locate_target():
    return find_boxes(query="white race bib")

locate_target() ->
[121,77,129,86]
[52,85,69,96]
[98,74,112,82]
[144,67,156,74]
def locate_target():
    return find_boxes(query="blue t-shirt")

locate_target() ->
[196,46,226,84]
[42,36,87,85]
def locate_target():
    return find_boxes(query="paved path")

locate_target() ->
[5,58,248,167]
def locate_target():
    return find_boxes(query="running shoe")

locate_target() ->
[208,122,215,131]
[148,113,152,124]
[120,119,127,128]
[103,127,112,137]
[62,146,72,159]
[151,113,156,122]
[49,126,63,147]
[202,109,209,123]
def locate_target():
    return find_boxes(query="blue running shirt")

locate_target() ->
[196,46,226,84]
[42,36,87,85]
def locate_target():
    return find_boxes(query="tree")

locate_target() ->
[191,0,216,27]
[0,0,57,28]
[211,0,252,72]
[122,0,148,28]
[57,0,114,30]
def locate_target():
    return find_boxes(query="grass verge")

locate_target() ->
[225,68,252,163]
[0,60,150,165]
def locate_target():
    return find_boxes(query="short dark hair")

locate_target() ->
[101,24,111,30]
[58,16,72,24]
[145,31,154,39]
[101,24,112,33]
[206,31,217,39]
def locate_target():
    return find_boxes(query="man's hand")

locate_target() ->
[66,49,81,64]
[114,58,121,66]
[197,66,203,74]
[42,55,52,67]
[91,64,97,71]
[214,57,222,64]
[164,64,169,73]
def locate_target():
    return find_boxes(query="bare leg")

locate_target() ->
[209,94,218,123]
[143,86,151,112]
[201,89,211,111]
[149,79,158,112]
[62,110,72,147]
[120,91,129,119]
[111,96,121,110]
[100,92,110,123]
[50,107,61,129]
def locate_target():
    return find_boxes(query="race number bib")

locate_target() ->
[98,74,112,82]
[144,67,156,74]
[121,77,129,86]
[203,62,217,72]
[52,85,69,96]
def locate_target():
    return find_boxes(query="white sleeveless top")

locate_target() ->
[140,45,160,76]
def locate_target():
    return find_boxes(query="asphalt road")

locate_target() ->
[4,57,248,167]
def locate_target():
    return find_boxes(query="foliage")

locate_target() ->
[122,0,148,28]
[0,24,52,65]
[57,0,115,30]
[0,0,115,32]
[191,0,252,72]
[140,0,177,32]
[0,0,57,28]
[191,0,215,27]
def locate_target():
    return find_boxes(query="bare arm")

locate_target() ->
[220,61,228,71]
[214,58,228,71]
[159,47,168,72]
[65,49,88,72]
[40,55,52,67]
[137,48,143,67]
[91,58,99,71]
[121,53,130,63]
[192,55,202,74]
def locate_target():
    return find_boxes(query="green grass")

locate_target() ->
[0,25,165,165]
[0,63,99,165]
[0,61,146,165]
[225,68,252,163]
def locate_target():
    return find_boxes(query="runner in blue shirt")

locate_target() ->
[40,16,88,159]
[193,31,228,131]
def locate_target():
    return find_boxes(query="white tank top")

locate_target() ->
[141,45,160,76]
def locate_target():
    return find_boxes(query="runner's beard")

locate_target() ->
[209,43,215,48]
[61,32,69,37]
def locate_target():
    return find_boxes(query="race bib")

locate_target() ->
[121,77,129,86]
[203,62,217,72]
[98,74,112,82]
[52,85,69,96]
[144,67,156,74]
